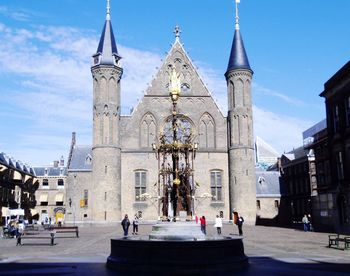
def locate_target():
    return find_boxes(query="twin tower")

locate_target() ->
[89,2,256,223]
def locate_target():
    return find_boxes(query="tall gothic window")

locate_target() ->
[135,171,147,201]
[199,113,215,148]
[337,151,344,180]
[333,105,340,133]
[210,170,222,201]
[140,113,156,148]
[345,96,350,127]
[234,79,244,107]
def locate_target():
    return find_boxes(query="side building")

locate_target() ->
[255,168,282,225]
[279,147,313,224]
[303,119,334,231]
[33,156,67,224]
[0,152,38,226]
[320,61,350,233]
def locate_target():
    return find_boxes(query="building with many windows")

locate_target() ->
[279,147,313,224]
[320,60,350,233]
[0,152,38,225]
[33,156,67,224]
[64,2,257,224]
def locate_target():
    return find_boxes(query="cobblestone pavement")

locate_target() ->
[0,223,349,275]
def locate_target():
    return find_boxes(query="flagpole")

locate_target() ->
[235,0,240,30]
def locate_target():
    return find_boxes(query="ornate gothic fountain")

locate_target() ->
[107,67,249,273]
[152,67,198,221]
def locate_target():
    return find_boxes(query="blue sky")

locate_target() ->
[0,0,350,166]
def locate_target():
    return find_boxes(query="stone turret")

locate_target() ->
[91,0,123,222]
[225,2,256,224]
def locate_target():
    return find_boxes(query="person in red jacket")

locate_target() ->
[199,216,206,235]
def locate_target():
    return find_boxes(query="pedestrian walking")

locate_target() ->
[121,214,130,237]
[308,214,313,231]
[214,215,222,235]
[302,214,309,232]
[200,215,206,235]
[237,215,244,236]
[132,214,139,235]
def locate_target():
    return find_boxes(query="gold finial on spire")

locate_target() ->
[174,25,181,42]
[235,0,240,30]
[106,0,111,20]
[169,67,181,102]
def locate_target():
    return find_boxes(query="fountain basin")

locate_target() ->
[107,236,248,274]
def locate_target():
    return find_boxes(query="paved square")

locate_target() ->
[1,224,349,275]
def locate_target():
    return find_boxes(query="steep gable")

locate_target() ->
[145,40,211,97]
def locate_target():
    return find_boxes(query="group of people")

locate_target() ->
[121,212,245,237]
[3,220,25,238]
[121,214,139,237]
[197,212,244,236]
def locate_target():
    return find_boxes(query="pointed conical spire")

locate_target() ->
[226,1,251,73]
[94,0,120,66]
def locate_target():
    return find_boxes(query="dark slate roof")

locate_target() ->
[287,147,308,160]
[33,166,67,177]
[95,19,119,65]
[255,170,281,196]
[0,152,36,176]
[226,29,251,73]
[68,146,92,171]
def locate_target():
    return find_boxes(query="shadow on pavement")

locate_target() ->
[1,257,350,275]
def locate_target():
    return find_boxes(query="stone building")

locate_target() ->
[320,61,350,233]
[65,2,256,224]
[255,169,282,225]
[279,147,313,224]
[33,156,67,224]
[0,152,38,225]
[303,119,334,230]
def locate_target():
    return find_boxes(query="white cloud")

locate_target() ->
[118,45,162,113]
[253,105,312,154]
[0,21,312,165]
[0,5,36,22]
[253,83,306,106]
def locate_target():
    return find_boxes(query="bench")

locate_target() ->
[17,230,55,246]
[328,234,350,250]
[48,226,79,238]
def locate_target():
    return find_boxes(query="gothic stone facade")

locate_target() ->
[65,18,256,224]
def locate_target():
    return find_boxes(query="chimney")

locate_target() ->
[53,161,59,168]
[60,155,64,166]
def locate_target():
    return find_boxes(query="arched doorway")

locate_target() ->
[54,207,65,226]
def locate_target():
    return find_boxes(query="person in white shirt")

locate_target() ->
[214,215,222,235]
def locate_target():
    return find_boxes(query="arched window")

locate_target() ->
[199,113,215,148]
[234,79,244,107]
[140,113,157,148]
[181,83,191,93]
[162,115,193,144]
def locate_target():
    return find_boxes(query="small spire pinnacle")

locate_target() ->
[106,0,111,20]
[235,0,240,30]
[174,25,181,42]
